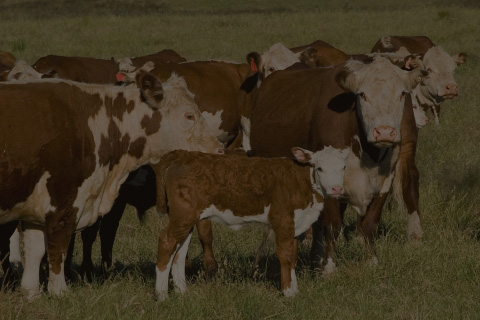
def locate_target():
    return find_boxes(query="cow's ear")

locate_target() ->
[453,53,467,65]
[137,72,164,108]
[292,147,312,164]
[246,52,261,73]
[404,55,424,70]
[405,68,428,91]
[299,47,318,68]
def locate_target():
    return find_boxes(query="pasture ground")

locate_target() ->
[1,1,479,319]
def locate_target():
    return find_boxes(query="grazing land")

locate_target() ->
[1,0,479,319]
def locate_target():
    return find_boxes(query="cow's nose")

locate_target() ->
[217,148,225,155]
[373,126,397,142]
[331,186,343,195]
[443,83,458,98]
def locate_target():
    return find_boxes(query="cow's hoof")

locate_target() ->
[322,258,336,276]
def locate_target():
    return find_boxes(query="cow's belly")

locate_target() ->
[293,200,323,237]
[199,204,270,230]
[0,171,54,225]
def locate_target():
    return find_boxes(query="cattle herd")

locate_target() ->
[0,35,467,300]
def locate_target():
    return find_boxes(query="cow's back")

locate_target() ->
[250,65,356,158]
[130,49,187,66]
[291,40,350,67]
[371,36,435,54]
[33,55,118,84]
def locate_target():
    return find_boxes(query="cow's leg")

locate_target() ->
[20,224,46,299]
[311,197,342,275]
[171,232,193,294]
[64,233,76,282]
[196,219,218,277]
[9,226,22,269]
[99,197,127,275]
[156,219,196,301]
[356,193,389,260]
[0,221,19,289]
[80,219,100,282]
[401,158,423,241]
[45,209,77,295]
[274,229,298,297]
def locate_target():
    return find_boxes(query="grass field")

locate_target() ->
[1,1,480,319]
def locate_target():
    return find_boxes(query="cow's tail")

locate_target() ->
[392,160,405,212]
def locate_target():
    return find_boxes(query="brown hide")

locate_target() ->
[0,51,16,73]
[371,36,436,54]
[129,49,186,66]
[33,55,119,84]
[290,40,350,67]
[151,61,251,144]
[250,64,356,158]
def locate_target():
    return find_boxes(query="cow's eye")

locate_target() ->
[185,113,195,121]
[316,167,323,172]
[358,92,366,100]
[427,68,433,73]
[268,67,275,73]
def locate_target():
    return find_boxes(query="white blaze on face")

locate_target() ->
[154,74,223,154]
[260,43,301,77]
[341,56,426,146]
[311,146,351,197]
[417,46,459,103]
[7,60,43,81]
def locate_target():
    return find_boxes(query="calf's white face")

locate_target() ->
[7,61,44,81]
[292,146,350,197]
[338,56,427,147]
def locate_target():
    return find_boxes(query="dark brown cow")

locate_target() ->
[370,36,467,241]
[152,147,349,299]
[248,57,426,273]
[0,72,223,298]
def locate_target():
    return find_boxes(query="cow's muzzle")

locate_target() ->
[373,126,397,145]
[442,83,458,99]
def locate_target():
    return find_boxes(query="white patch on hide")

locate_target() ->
[200,204,270,230]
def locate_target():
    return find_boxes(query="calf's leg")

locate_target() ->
[196,219,218,277]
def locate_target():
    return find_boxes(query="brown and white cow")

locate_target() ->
[152,146,349,299]
[371,36,467,241]
[0,71,223,298]
[248,56,426,273]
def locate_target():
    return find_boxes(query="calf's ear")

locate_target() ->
[292,147,312,164]
[453,53,467,65]
[137,71,164,108]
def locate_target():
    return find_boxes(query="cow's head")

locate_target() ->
[292,146,350,198]
[247,43,303,79]
[415,46,466,104]
[6,60,57,81]
[336,56,427,147]
[135,71,224,156]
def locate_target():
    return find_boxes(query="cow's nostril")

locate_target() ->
[217,148,225,155]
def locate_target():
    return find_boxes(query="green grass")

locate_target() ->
[1,1,480,319]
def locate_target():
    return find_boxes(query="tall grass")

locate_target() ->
[1,1,479,319]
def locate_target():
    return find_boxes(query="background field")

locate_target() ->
[1,0,480,319]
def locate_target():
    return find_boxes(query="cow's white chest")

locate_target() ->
[293,198,323,237]
[199,204,270,230]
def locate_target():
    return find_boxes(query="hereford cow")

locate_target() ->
[153,146,349,299]
[247,56,426,273]
[371,36,467,241]
[0,71,223,298]
[371,35,467,124]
